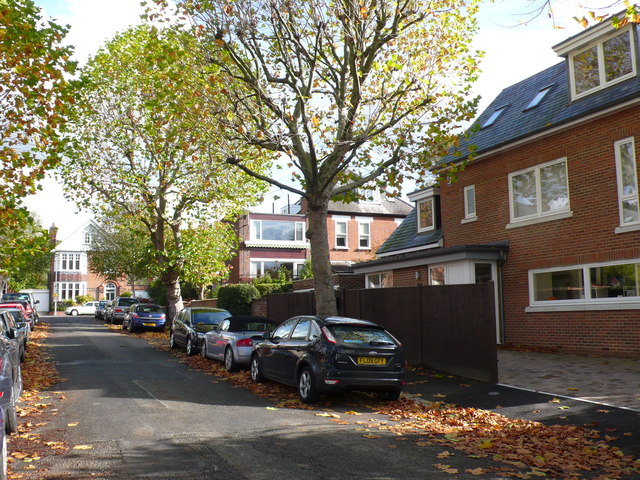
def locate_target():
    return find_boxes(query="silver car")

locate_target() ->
[201,315,277,372]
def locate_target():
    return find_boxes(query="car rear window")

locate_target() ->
[328,325,397,346]
[3,294,29,301]
[231,321,277,332]
[118,298,140,306]
[138,305,162,313]
[192,311,228,325]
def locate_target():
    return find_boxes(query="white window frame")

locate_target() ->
[57,252,82,272]
[463,185,477,222]
[83,230,92,245]
[527,259,640,312]
[417,198,435,232]
[365,271,392,289]
[614,137,640,231]
[332,215,349,250]
[569,27,636,100]
[250,219,306,243]
[55,282,87,301]
[507,157,571,227]
[250,259,306,279]
[357,217,372,250]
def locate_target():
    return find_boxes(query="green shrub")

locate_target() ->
[119,291,132,297]
[75,294,92,305]
[217,284,261,315]
[254,283,292,297]
[62,299,74,308]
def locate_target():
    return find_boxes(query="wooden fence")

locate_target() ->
[265,283,497,383]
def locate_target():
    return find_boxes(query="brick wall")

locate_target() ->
[439,106,640,357]
[327,215,400,263]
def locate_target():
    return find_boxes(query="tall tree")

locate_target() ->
[59,25,268,321]
[88,217,154,298]
[0,0,77,225]
[0,207,52,293]
[151,0,482,314]
[180,222,238,300]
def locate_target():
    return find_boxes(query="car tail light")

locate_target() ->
[237,338,253,347]
[160,314,166,319]
[321,327,336,344]
[115,308,124,313]
[132,313,140,319]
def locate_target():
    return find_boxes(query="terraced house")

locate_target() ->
[354,18,640,357]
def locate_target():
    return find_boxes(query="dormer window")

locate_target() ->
[408,186,440,233]
[569,28,635,99]
[481,105,507,128]
[525,85,553,110]
[418,198,435,232]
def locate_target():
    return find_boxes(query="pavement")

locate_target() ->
[497,350,640,412]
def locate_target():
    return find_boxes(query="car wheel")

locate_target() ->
[224,347,237,372]
[121,321,127,331]
[19,348,24,363]
[0,428,6,480]
[200,342,208,359]
[377,389,402,401]
[250,355,265,383]
[169,332,177,349]
[186,337,196,356]
[5,394,17,434]
[71,310,78,316]
[298,366,319,404]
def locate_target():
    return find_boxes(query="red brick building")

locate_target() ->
[48,221,144,309]
[354,20,640,357]
[229,194,411,283]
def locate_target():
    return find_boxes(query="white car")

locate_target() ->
[65,301,100,316]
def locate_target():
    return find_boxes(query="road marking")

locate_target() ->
[133,380,170,409]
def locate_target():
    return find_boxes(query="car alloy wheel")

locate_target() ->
[224,348,237,372]
[186,337,196,356]
[71,310,78,316]
[169,333,177,349]
[298,367,319,403]
[250,355,264,383]
[200,342,207,359]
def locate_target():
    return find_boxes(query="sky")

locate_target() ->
[23,0,623,240]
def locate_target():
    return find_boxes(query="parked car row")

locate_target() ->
[167,307,406,404]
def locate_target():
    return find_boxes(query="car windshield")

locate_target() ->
[3,293,29,302]
[328,325,397,346]
[138,305,162,313]
[192,311,228,325]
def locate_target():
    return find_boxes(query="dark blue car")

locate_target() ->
[122,304,166,333]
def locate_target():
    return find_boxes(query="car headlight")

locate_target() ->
[196,332,205,339]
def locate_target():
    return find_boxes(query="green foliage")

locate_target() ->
[217,284,261,315]
[0,0,78,225]
[61,299,74,308]
[119,292,132,298]
[59,24,270,320]
[0,208,52,293]
[298,259,314,280]
[251,266,293,296]
[147,279,166,306]
[154,0,482,315]
[75,295,92,305]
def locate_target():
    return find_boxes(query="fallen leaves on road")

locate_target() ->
[10,323,69,479]
[126,325,640,480]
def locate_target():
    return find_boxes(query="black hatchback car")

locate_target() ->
[169,307,231,356]
[250,315,405,403]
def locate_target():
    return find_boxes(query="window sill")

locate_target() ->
[614,223,640,234]
[461,216,478,224]
[506,210,573,229]
[526,301,640,312]
[334,246,349,250]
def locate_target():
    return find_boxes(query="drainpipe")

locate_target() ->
[497,251,506,344]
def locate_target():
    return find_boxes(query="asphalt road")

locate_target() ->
[15,315,640,480]
[22,315,498,480]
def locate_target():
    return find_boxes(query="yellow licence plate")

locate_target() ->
[143,323,155,327]
[357,357,387,365]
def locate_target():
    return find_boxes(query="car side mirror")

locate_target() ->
[35,300,40,304]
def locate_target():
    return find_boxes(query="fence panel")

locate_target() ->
[263,283,497,383]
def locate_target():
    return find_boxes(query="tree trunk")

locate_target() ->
[306,195,337,315]
[199,285,205,300]
[163,268,183,328]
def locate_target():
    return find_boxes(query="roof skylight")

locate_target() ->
[525,85,554,110]
[481,105,507,128]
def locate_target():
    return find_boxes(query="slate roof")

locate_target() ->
[327,195,413,217]
[439,59,640,165]
[375,207,443,255]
